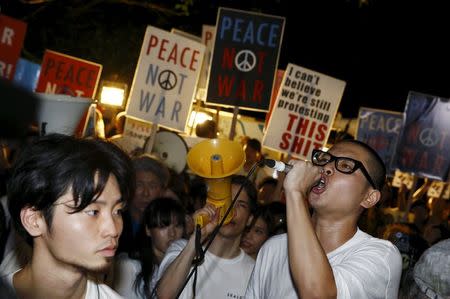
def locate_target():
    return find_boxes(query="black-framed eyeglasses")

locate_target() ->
[311,149,377,190]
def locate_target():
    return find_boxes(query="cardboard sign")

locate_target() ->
[35,50,102,98]
[196,25,216,101]
[392,91,450,180]
[263,63,346,160]
[125,25,205,132]
[206,7,285,111]
[427,181,450,199]
[0,14,27,80]
[356,107,403,175]
[391,169,415,189]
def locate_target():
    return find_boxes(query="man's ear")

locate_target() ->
[20,207,46,237]
[361,190,381,209]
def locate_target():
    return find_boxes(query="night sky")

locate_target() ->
[3,0,450,119]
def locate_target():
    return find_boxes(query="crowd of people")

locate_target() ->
[0,80,449,298]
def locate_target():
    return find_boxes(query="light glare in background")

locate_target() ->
[100,86,125,107]
[188,111,212,128]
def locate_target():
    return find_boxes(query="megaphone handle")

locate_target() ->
[195,214,210,228]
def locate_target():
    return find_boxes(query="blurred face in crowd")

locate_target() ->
[132,170,164,214]
[27,174,124,273]
[240,216,270,259]
[219,184,253,240]
[147,216,184,263]
[257,183,276,205]
[244,145,261,172]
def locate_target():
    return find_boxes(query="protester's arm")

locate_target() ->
[284,160,337,299]
[156,205,218,299]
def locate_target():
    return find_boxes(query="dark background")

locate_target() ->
[2,0,450,119]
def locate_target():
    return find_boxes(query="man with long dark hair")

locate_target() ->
[0,134,134,298]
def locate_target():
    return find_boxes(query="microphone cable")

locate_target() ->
[149,160,262,299]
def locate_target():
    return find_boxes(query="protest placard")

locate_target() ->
[392,91,450,180]
[356,107,403,175]
[35,50,102,98]
[206,7,285,111]
[196,25,216,101]
[263,63,346,160]
[126,25,205,132]
[0,14,27,80]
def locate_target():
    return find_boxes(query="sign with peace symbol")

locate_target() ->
[235,50,256,72]
[125,25,205,133]
[207,7,285,111]
[392,91,450,180]
[419,128,439,147]
[158,70,177,90]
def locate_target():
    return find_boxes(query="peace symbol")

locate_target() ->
[419,128,439,147]
[234,50,257,72]
[158,70,177,90]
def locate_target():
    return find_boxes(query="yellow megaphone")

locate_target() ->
[187,138,245,227]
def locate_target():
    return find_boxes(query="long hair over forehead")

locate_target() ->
[143,197,186,229]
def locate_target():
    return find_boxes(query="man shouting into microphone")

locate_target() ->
[246,140,402,299]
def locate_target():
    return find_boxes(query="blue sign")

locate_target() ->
[13,58,41,92]
[392,91,450,180]
[356,107,403,176]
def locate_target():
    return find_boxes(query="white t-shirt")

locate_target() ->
[0,196,32,276]
[112,253,159,299]
[0,269,123,299]
[157,239,255,299]
[246,229,402,299]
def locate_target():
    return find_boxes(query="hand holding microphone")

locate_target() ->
[263,159,293,173]
[263,158,322,195]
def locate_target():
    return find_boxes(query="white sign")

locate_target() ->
[126,25,205,132]
[196,25,216,100]
[263,63,346,160]
[111,117,154,154]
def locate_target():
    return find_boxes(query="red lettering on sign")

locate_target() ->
[146,34,200,71]
[217,75,263,103]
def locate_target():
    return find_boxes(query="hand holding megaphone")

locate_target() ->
[192,204,220,239]
[187,139,245,228]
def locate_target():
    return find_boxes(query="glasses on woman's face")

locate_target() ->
[311,149,377,190]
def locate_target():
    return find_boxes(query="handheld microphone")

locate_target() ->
[263,159,293,173]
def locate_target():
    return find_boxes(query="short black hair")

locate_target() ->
[231,175,257,214]
[337,139,386,190]
[245,138,261,152]
[7,134,134,242]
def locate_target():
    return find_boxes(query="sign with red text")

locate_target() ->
[392,91,450,180]
[206,7,285,111]
[263,63,346,160]
[356,107,403,175]
[126,25,205,132]
[0,14,27,80]
[196,25,216,101]
[35,50,102,98]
